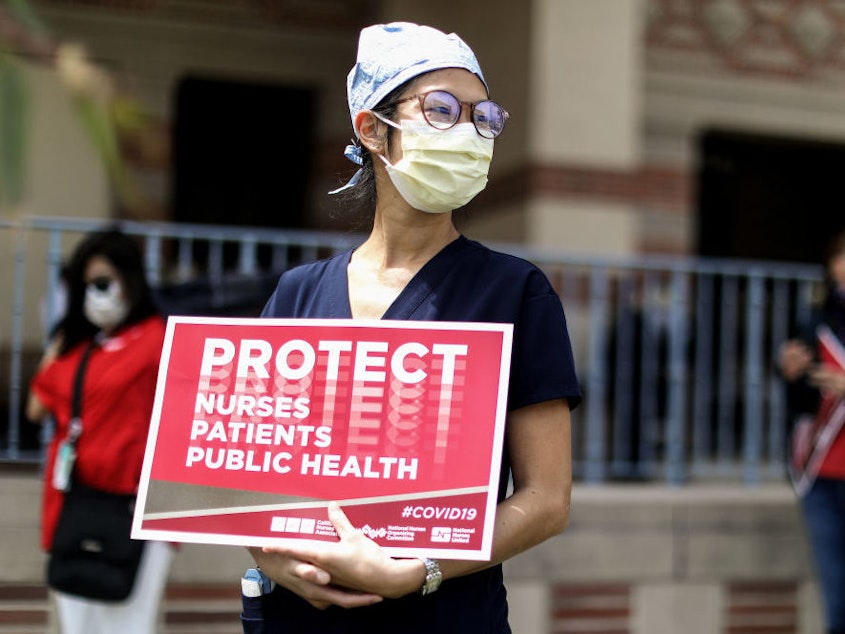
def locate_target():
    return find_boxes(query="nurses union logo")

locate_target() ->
[360,524,387,539]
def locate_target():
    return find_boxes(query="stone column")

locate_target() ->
[525,0,645,254]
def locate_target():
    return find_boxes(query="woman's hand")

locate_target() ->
[808,366,845,398]
[25,392,49,423]
[255,502,425,608]
[26,335,65,423]
[778,340,814,381]
[249,540,382,610]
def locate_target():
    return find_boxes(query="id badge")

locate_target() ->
[52,441,76,492]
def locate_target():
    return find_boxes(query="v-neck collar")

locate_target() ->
[338,235,468,320]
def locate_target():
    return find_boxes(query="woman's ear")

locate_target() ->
[354,110,385,154]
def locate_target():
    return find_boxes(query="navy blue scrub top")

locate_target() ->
[256,235,581,634]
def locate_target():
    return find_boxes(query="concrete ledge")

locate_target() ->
[0,474,822,633]
[506,483,812,582]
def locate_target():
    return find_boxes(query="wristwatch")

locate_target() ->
[419,558,442,596]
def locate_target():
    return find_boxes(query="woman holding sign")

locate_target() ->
[778,231,845,634]
[246,22,581,633]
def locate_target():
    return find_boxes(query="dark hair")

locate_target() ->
[820,230,845,322]
[332,78,419,219]
[823,230,845,271]
[55,228,159,354]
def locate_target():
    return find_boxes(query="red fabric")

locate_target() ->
[30,316,165,551]
[819,429,845,478]
[815,326,845,480]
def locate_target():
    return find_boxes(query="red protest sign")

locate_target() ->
[789,324,845,496]
[132,317,512,560]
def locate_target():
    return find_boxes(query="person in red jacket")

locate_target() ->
[27,229,173,634]
[778,231,845,634]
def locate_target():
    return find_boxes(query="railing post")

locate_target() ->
[238,235,258,276]
[208,237,224,286]
[177,237,194,282]
[638,271,662,476]
[44,231,64,338]
[717,276,739,464]
[611,274,636,478]
[665,270,690,485]
[144,232,163,286]
[742,272,767,485]
[691,272,714,472]
[767,278,791,477]
[584,266,609,484]
[7,223,28,460]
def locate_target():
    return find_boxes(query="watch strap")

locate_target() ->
[419,558,442,596]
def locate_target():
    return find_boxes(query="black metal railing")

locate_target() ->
[0,216,825,485]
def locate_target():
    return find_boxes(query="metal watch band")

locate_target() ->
[419,558,442,596]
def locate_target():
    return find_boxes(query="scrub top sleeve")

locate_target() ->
[261,272,294,318]
[508,278,582,412]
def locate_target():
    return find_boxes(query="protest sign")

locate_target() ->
[132,316,512,560]
[789,323,845,497]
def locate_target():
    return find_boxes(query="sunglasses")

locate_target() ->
[391,90,509,139]
[86,276,118,293]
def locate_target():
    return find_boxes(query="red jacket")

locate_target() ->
[31,316,165,551]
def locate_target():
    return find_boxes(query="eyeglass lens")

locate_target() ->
[421,91,507,139]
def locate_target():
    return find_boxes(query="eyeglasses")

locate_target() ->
[391,90,509,139]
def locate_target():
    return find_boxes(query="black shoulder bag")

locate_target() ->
[46,340,147,602]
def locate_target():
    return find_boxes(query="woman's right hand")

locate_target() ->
[247,546,383,610]
[808,366,845,398]
[778,340,814,381]
[26,335,65,423]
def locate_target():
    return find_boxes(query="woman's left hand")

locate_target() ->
[262,502,424,601]
[808,366,845,397]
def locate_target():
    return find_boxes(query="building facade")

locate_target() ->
[2,2,843,632]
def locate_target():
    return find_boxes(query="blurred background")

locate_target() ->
[1,0,843,632]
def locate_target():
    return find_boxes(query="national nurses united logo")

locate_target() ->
[431,527,451,543]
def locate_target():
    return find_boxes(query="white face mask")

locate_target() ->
[376,117,494,214]
[84,278,129,331]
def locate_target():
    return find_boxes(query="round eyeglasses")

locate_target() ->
[391,90,509,139]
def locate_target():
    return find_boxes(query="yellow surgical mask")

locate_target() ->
[377,118,494,213]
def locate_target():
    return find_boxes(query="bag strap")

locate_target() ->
[68,339,98,446]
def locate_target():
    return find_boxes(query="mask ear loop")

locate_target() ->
[371,110,401,131]
[328,111,398,194]
[369,111,402,167]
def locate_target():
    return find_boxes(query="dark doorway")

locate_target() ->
[697,129,845,264]
[172,75,315,230]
